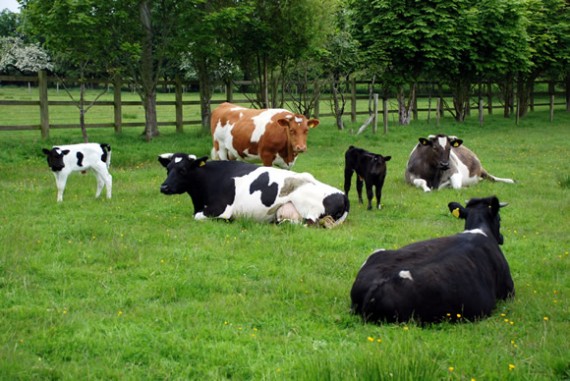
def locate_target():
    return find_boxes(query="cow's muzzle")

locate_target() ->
[160,184,173,194]
[294,145,307,153]
[438,161,450,170]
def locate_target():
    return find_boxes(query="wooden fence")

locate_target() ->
[0,72,567,138]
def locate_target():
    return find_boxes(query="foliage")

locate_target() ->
[0,104,569,379]
[0,36,52,74]
[0,9,20,37]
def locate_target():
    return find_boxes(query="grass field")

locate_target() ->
[0,99,569,380]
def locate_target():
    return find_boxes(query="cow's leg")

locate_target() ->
[374,182,383,210]
[343,168,353,196]
[412,178,431,192]
[356,177,364,204]
[54,172,69,202]
[94,172,105,198]
[260,152,276,167]
[449,173,463,189]
[365,182,374,210]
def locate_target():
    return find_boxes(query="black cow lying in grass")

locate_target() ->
[351,196,514,324]
[344,146,391,210]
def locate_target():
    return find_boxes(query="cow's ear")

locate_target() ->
[62,150,71,155]
[383,156,392,162]
[158,153,173,168]
[450,139,463,148]
[419,138,431,146]
[448,202,467,219]
[277,118,290,128]
[307,119,319,128]
[194,156,208,168]
[42,148,51,155]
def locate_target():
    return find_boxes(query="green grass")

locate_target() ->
[0,101,569,380]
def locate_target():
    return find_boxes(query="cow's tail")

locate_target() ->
[481,169,515,184]
[101,143,112,168]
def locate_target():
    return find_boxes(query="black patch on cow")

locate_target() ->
[76,151,84,167]
[322,193,350,221]
[250,172,278,207]
[100,143,110,163]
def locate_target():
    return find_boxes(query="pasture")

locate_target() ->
[0,104,569,380]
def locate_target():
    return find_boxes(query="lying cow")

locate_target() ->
[210,102,319,169]
[351,196,514,324]
[344,146,391,210]
[42,143,112,202]
[405,134,515,192]
[158,153,349,228]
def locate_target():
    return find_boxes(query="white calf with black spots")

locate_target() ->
[42,143,112,202]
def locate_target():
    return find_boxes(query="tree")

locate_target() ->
[22,0,120,141]
[0,36,52,74]
[321,4,360,130]
[0,9,20,37]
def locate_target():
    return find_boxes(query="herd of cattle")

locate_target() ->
[42,102,516,325]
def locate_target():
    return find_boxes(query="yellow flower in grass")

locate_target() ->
[543,316,549,321]
[448,366,455,372]
[509,364,515,371]
[367,336,374,342]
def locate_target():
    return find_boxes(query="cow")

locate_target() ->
[405,134,515,192]
[158,153,349,228]
[344,146,391,210]
[210,102,320,169]
[350,196,514,324]
[42,143,112,202]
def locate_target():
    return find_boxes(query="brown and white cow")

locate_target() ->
[210,102,319,169]
[405,134,515,192]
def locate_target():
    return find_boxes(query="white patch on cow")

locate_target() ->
[295,116,303,123]
[462,228,487,237]
[194,212,207,220]
[159,153,174,160]
[437,136,448,149]
[174,157,183,164]
[449,151,480,187]
[251,109,288,143]
[399,270,414,281]
[413,178,431,192]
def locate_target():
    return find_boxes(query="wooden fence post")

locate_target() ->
[113,75,122,134]
[436,98,441,126]
[487,82,493,115]
[549,81,555,122]
[383,97,388,134]
[351,77,357,123]
[38,70,49,139]
[225,80,233,102]
[373,93,378,134]
[175,75,183,133]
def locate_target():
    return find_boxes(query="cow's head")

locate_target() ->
[42,147,70,172]
[158,153,207,195]
[277,115,319,153]
[418,134,463,171]
[448,196,508,245]
[361,152,392,175]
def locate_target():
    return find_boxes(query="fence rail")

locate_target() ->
[0,73,567,137]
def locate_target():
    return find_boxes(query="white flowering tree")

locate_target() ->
[0,37,53,74]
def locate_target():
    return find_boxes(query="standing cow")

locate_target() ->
[351,196,514,324]
[344,146,391,210]
[42,143,112,202]
[210,102,319,169]
[405,134,515,192]
[158,153,349,228]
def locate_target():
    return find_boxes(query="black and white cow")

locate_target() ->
[351,196,514,324]
[158,153,349,228]
[42,143,112,202]
[405,134,515,192]
[344,146,391,210]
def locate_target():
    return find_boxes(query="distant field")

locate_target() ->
[0,108,569,380]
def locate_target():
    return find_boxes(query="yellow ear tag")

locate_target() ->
[453,142,460,147]
[452,208,461,218]
[199,161,206,167]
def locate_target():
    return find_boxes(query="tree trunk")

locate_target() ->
[451,78,470,122]
[79,81,88,143]
[396,84,416,125]
[331,73,345,130]
[140,0,159,140]
[197,59,212,133]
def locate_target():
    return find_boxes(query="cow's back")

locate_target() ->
[351,233,513,323]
